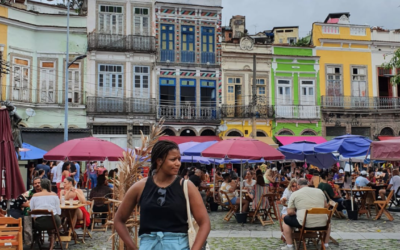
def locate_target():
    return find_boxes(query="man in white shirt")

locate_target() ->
[51,163,59,193]
[281,178,330,250]
[379,169,400,200]
[55,161,64,195]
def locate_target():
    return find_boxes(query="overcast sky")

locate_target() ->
[222,0,400,37]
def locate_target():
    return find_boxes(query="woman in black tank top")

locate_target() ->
[114,140,210,250]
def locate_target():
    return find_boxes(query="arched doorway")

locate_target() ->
[180,129,196,136]
[278,130,294,136]
[200,129,215,136]
[380,127,394,136]
[226,131,242,137]
[163,129,176,136]
[256,131,267,137]
[301,130,317,136]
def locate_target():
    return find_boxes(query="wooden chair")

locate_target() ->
[250,194,273,226]
[323,191,345,219]
[91,198,111,232]
[326,201,340,246]
[389,187,400,209]
[264,193,279,220]
[220,191,238,222]
[75,201,92,243]
[297,208,332,250]
[0,217,23,250]
[29,210,64,250]
[374,190,394,221]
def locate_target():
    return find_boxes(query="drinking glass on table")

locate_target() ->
[69,198,73,206]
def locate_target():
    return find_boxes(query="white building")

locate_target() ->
[86,0,157,150]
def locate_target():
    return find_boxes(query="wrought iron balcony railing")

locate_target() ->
[275,105,321,119]
[157,105,220,122]
[321,96,400,110]
[201,52,216,64]
[160,50,175,62]
[88,33,156,53]
[221,105,273,118]
[86,96,157,114]
[181,51,195,63]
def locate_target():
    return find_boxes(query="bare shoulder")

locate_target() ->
[127,177,147,193]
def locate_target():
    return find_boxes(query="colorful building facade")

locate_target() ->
[271,46,321,137]
[0,5,7,101]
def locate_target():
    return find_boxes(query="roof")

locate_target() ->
[272,26,299,32]
[324,12,350,23]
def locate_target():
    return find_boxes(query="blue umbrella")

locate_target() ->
[18,143,47,160]
[314,134,372,158]
[181,156,211,165]
[183,141,219,156]
[178,142,200,154]
[279,141,337,169]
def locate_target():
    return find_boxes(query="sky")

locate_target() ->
[222,0,400,37]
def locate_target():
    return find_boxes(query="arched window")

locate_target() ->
[163,129,176,136]
[380,127,394,136]
[180,129,196,136]
[278,130,294,136]
[200,129,215,136]
[301,130,317,136]
[226,131,242,137]
[256,131,267,137]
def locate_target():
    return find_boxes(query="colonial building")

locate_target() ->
[86,0,157,149]
[271,46,322,137]
[154,0,222,137]
[314,13,400,139]
[272,26,299,45]
[0,1,89,141]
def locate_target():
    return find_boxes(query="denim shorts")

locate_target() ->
[225,196,237,205]
[139,232,189,250]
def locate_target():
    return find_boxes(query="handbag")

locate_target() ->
[183,180,210,250]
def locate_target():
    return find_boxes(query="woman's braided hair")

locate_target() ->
[150,140,179,176]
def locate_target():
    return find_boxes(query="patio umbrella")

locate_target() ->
[44,137,124,161]
[183,141,219,156]
[17,143,47,160]
[370,138,400,161]
[314,134,372,210]
[202,137,285,214]
[181,156,211,165]
[0,109,26,199]
[178,142,200,153]
[279,141,337,169]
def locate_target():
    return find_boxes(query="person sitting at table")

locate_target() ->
[89,175,112,225]
[343,171,352,189]
[280,179,298,219]
[243,170,256,194]
[220,173,249,212]
[30,179,61,250]
[379,169,400,200]
[61,162,71,184]
[368,170,376,184]
[22,177,43,216]
[35,169,46,179]
[190,169,207,207]
[60,177,90,228]
[281,178,330,250]
[355,171,375,187]
[318,172,344,211]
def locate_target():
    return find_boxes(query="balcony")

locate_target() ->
[221,105,273,118]
[160,50,175,62]
[86,97,157,114]
[201,52,216,64]
[275,105,321,119]
[181,51,195,63]
[157,105,220,123]
[88,33,156,53]
[321,96,400,110]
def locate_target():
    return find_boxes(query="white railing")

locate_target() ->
[275,105,321,119]
[157,105,220,121]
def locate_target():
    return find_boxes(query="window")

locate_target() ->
[99,5,124,34]
[12,57,30,102]
[68,63,81,103]
[351,127,370,137]
[201,27,215,64]
[93,125,127,135]
[228,78,241,84]
[159,78,176,105]
[132,126,150,135]
[300,80,315,105]
[279,39,283,43]
[181,26,195,63]
[228,86,234,93]
[226,77,242,104]
[98,64,123,97]
[350,27,366,36]
[258,87,265,95]
[134,8,149,36]
[133,66,149,98]
[351,67,367,97]
[276,30,284,33]
[326,66,342,96]
[322,26,339,34]
[200,80,216,107]
[161,24,175,62]
[180,79,196,106]
[378,67,391,76]
[39,61,56,103]
[285,30,293,33]
[326,127,346,137]
[276,79,292,105]
[288,37,297,44]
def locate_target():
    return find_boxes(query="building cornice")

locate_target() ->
[314,22,369,28]
[155,1,223,9]
[371,40,400,47]
[272,55,320,60]
[319,38,372,45]
[0,16,86,33]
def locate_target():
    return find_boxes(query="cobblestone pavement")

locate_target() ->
[25,208,400,249]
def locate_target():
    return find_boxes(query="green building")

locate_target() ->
[271,46,322,139]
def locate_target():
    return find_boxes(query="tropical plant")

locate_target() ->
[382,48,400,85]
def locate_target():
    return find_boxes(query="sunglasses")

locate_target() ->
[157,188,166,206]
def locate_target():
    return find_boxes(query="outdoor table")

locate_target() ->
[341,188,375,218]
[60,203,85,248]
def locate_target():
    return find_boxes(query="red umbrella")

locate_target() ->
[370,138,400,161]
[202,137,285,160]
[44,137,124,161]
[0,109,26,199]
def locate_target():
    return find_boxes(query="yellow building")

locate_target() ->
[0,5,7,101]
[272,26,299,45]
[313,13,380,138]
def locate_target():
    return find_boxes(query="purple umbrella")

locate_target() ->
[178,142,200,154]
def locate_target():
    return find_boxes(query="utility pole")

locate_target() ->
[251,54,257,139]
[64,0,70,142]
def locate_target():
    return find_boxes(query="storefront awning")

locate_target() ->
[159,136,221,144]
[22,128,92,152]
[378,136,400,141]
[275,136,327,146]
[222,136,279,148]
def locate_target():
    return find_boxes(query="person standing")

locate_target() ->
[51,162,58,193]
[97,162,106,176]
[35,160,50,179]
[69,162,77,187]
[55,161,64,196]
[114,140,210,250]
[73,161,81,188]
[88,162,98,189]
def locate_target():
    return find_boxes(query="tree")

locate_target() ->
[295,36,311,47]
[382,48,400,85]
